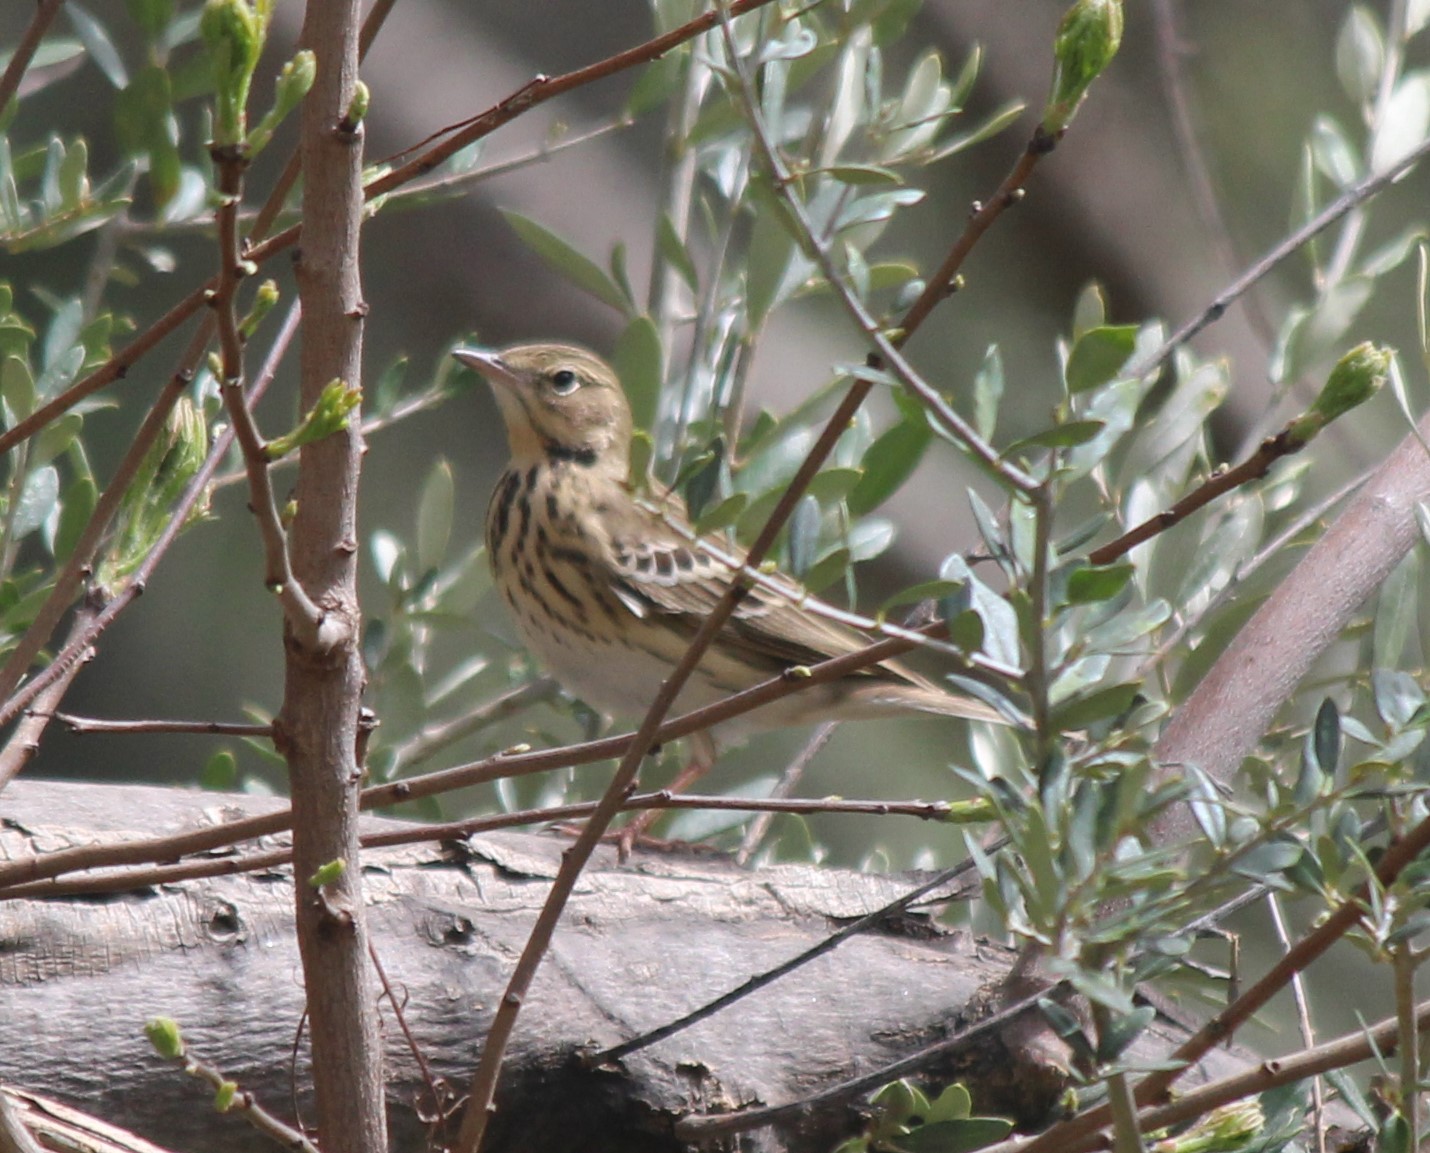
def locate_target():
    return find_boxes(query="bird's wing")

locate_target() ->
[605,497,911,678]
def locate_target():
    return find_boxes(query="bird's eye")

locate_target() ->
[549,369,580,395]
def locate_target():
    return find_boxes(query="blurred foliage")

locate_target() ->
[6,1,1430,1147]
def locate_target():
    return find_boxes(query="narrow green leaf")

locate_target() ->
[500,209,632,315]
[416,458,454,573]
[972,344,1003,442]
[656,212,699,294]
[68,3,130,89]
[788,495,821,578]
[613,314,663,432]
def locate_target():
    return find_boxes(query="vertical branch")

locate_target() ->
[281,4,384,1153]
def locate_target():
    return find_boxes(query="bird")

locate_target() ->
[454,341,1007,842]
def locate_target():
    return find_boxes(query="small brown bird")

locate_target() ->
[455,342,1005,823]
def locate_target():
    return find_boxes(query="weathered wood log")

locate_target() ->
[0,779,1255,1153]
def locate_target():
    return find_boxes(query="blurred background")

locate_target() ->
[2,0,1426,1042]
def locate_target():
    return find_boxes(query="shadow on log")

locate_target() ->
[0,779,1260,1152]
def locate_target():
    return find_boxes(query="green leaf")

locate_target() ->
[1064,324,1137,393]
[847,417,931,516]
[692,491,746,535]
[1094,1005,1156,1062]
[879,578,965,616]
[1003,420,1104,454]
[625,51,684,118]
[847,517,895,561]
[746,199,800,327]
[127,0,176,38]
[613,314,663,432]
[788,495,821,578]
[890,1118,1014,1153]
[500,209,632,315]
[68,3,129,89]
[201,748,238,790]
[416,458,453,572]
[1050,681,1139,730]
[14,465,59,538]
[972,344,1003,442]
[54,475,97,563]
[656,212,699,295]
[1336,5,1384,105]
[114,64,180,208]
[1064,562,1133,604]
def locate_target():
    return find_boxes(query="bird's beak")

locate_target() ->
[452,347,519,390]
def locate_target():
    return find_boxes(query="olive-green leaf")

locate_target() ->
[1064,561,1133,604]
[848,417,931,516]
[1064,324,1137,393]
[500,209,632,316]
[613,314,663,432]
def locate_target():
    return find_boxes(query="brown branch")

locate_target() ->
[675,987,1051,1142]
[0,604,97,790]
[50,714,272,737]
[1088,427,1307,566]
[0,0,67,119]
[360,0,780,202]
[0,623,941,892]
[212,148,327,643]
[282,3,384,1149]
[0,788,989,901]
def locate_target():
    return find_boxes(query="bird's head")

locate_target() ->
[454,342,632,472]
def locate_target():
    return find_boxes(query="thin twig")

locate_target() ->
[734,720,837,865]
[0,0,67,119]
[0,604,97,790]
[360,0,783,204]
[211,145,326,642]
[49,714,272,737]
[0,626,942,893]
[0,790,992,901]
[1131,134,1430,383]
[390,678,560,774]
[674,987,1052,1141]
[1088,423,1316,566]
[155,1040,321,1153]
[596,840,993,1065]
[1266,894,1324,1153]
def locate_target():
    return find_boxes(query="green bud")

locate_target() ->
[309,858,347,888]
[266,379,361,459]
[246,50,316,155]
[144,1016,186,1060]
[1285,341,1391,447]
[202,0,264,145]
[1151,1100,1263,1153]
[1042,0,1123,135]
[239,279,280,340]
[98,397,211,592]
[344,80,371,128]
[214,1080,239,1112]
